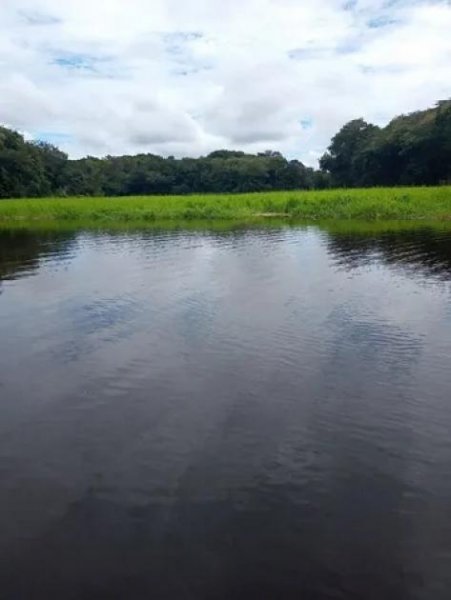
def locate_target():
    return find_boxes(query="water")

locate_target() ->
[1,224,451,599]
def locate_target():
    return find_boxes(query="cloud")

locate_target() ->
[19,10,61,25]
[0,0,450,165]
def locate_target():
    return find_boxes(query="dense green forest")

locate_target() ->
[321,99,451,187]
[1,100,450,198]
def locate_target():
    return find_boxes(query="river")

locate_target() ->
[1,223,451,599]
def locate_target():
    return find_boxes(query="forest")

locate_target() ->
[1,99,450,199]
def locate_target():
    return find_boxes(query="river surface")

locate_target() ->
[1,224,451,599]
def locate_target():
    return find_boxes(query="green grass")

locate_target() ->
[1,187,451,223]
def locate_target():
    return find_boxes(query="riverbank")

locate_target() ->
[1,187,451,223]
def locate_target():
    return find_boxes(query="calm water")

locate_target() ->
[1,224,451,600]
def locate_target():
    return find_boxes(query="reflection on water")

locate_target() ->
[0,229,77,282]
[1,224,451,600]
[327,227,451,279]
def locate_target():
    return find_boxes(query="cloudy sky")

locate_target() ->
[1,0,451,165]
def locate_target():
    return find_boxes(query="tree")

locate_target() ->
[319,119,380,187]
[32,142,68,192]
[0,127,51,197]
[320,100,451,187]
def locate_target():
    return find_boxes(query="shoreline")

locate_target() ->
[1,187,451,223]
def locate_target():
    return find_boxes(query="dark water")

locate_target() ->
[1,224,451,600]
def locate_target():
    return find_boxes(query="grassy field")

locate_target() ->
[1,187,451,223]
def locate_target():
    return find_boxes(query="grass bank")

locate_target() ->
[1,187,451,223]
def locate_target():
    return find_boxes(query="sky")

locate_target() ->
[1,0,451,165]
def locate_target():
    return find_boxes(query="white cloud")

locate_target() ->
[1,0,450,165]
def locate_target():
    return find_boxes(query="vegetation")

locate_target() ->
[0,133,321,198]
[321,100,451,187]
[0,187,451,223]
[1,99,450,199]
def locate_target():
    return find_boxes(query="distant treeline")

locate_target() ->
[1,99,450,198]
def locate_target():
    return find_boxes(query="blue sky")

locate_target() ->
[1,0,451,165]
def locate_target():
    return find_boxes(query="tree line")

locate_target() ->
[1,99,450,198]
[321,99,451,187]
